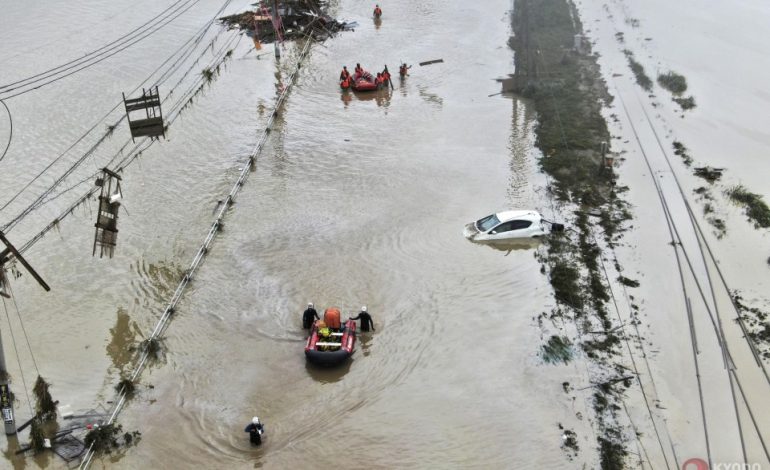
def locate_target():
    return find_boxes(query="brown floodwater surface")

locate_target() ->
[1,0,577,468]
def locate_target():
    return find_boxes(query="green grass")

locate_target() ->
[672,141,693,166]
[657,71,687,94]
[542,335,574,364]
[550,261,584,308]
[726,185,770,228]
[617,276,640,287]
[623,50,652,92]
[673,96,696,110]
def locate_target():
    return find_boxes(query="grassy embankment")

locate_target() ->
[511,0,635,467]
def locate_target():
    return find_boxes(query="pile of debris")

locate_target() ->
[219,0,354,43]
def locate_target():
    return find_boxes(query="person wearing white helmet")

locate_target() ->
[349,305,375,332]
[302,302,319,330]
[244,416,265,445]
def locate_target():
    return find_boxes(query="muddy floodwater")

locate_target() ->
[0,0,572,468]
[1,0,770,468]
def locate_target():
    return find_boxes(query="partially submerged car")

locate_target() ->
[464,210,560,241]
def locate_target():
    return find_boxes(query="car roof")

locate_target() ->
[495,210,542,223]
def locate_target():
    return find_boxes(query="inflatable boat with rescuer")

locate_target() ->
[305,307,357,366]
[340,71,383,92]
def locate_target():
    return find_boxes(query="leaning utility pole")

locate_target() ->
[0,231,50,435]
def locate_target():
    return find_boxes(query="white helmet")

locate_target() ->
[252,417,260,425]
[361,306,367,312]
[308,302,314,308]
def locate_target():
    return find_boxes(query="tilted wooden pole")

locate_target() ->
[0,231,50,434]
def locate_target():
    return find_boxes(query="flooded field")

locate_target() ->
[1,0,578,468]
[1,0,769,468]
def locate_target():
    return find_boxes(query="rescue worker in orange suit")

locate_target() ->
[399,63,410,77]
[350,306,375,332]
[373,4,382,17]
[375,72,383,88]
[302,302,319,329]
[340,66,350,81]
[355,63,363,79]
[381,66,391,86]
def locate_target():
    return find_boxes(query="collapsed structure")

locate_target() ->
[219,0,353,43]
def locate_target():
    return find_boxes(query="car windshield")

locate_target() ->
[476,214,500,232]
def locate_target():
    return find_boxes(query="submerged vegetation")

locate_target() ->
[694,166,723,183]
[617,276,639,288]
[726,185,770,228]
[542,335,574,364]
[622,50,652,92]
[672,141,692,166]
[732,292,770,359]
[658,71,696,110]
[115,377,136,396]
[84,423,141,455]
[559,423,580,459]
[513,0,633,465]
[33,376,57,422]
[29,420,46,453]
[657,71,687,94]
[693,186,727,238]
[673,95,696,110]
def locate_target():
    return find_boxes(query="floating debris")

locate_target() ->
[219,1,353,43]
[33,376,57,422]
[83,423,141,455]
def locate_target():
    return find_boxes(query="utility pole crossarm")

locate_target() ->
[0,231,50,291]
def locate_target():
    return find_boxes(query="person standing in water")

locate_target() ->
[244,417,265,445]
[350,306,375,332]
[302,302,319,329]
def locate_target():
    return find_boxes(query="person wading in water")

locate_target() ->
[244,417,265,445]
[350,306,375,332]
[302,302,319,329]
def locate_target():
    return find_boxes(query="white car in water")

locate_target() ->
[464,210,549,241]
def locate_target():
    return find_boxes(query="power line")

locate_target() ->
[79,35,315,470]
[0,0,197,98]
[1,296,34,416]
[7,282,39,376]
[526,21,677,464]
[0,99,11,163]
[13,30,240,249]
[0,1,234,230]
[0,0,202,101]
